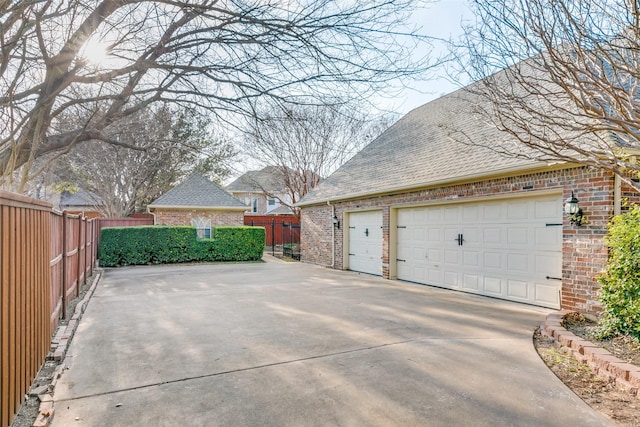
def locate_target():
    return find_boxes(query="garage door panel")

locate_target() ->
[534,226,562,249]
[507,253,528,273]
[535,282,560,305]
[484,252,502,269]
[535,254,562,277]
[397,194,562,308]
[443,271,459,288]
[427,208,442,222]
[427,248,441,262]
[507,201,529,220]
[461,227,479,244]
[507,227,529,245]
[463,274,479,290]
[483,204,502,220]
[412,247,426,263]
[483,227,502,244]
[462,204,480,221]
[483,277,502,294]
[463,251,479,266]
[427,228,441,242]
[444,249,459,264]
[535,199,560,218]
[427,269,442,283]
[507,280,528,299]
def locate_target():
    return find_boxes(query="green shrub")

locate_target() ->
[99,226,265,267]
[597,205,640,339]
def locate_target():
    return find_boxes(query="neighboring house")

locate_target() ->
[227,166,294,215]
[147,173,247,238]
[59,189,103,218]
[297,85,640,315]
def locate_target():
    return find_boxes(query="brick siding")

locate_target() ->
[153,209,244,227]
[301,165,620,314]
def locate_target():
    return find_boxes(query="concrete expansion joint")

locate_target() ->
[542,311,640,399]
[35,272,102,427]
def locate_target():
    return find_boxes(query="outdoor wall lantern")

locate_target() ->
[564,191,584,226]
[332,214,340,229]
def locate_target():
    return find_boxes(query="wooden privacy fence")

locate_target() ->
[244,215,299,246]
[0,191,99,427]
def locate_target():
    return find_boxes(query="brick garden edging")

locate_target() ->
[541,311,640,399]
[32,271,102,427]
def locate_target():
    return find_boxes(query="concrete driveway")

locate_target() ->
[51,260,612,426]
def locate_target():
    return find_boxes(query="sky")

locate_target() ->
[377,0,472,114]
[231,1,474,180]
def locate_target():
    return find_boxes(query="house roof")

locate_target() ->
[60,189,103,207]
[298,86,554,206]
[148,173,247,209]
[226,166,287,193]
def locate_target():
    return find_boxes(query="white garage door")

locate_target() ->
[397,194,562,308]
[348,210,383,276]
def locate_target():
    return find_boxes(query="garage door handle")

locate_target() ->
[397,259,406,262]
[349,253,355,256]
[546,276,562,281]
[454,234,464,246]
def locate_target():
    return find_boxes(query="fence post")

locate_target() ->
[88,219,93,277]
[271,219,275,256]
[77,215,82,296]
[61,211,67,320]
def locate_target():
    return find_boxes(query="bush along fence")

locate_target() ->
[99,226,266,267]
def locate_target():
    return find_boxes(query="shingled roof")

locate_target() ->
[298,86,548,206]
[226,166,287,193]
[60,188,103,207]
[148,173,246,209]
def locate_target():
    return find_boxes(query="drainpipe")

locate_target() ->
[614,174,622,216]
[147,206,157,225]
[327,201,335,268]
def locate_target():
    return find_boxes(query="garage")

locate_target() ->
[347,210,383,276]
[396,193,563,308]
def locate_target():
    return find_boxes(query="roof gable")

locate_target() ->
[149,173,246,208]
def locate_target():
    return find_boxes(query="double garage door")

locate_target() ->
[349,194,563,309]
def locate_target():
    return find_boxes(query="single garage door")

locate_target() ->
[348,210,383,276]
[396,194,562,308]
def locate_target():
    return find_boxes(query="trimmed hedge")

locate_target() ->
[99,226,265,267]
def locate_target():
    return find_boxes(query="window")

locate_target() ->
[191,217,211,239]
[252,198,258,213]
[268,197,276,206]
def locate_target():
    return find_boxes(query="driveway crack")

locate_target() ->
[56,338,422,402]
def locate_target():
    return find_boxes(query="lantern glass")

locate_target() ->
[564,192,579,214]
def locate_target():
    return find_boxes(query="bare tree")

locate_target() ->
[453,0,640,192]
[53,105,237,217]
[0,0,436,190]
[241,102,396,216]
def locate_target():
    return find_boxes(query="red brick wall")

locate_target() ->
[153,209,244,226]
[301,166,618,314]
